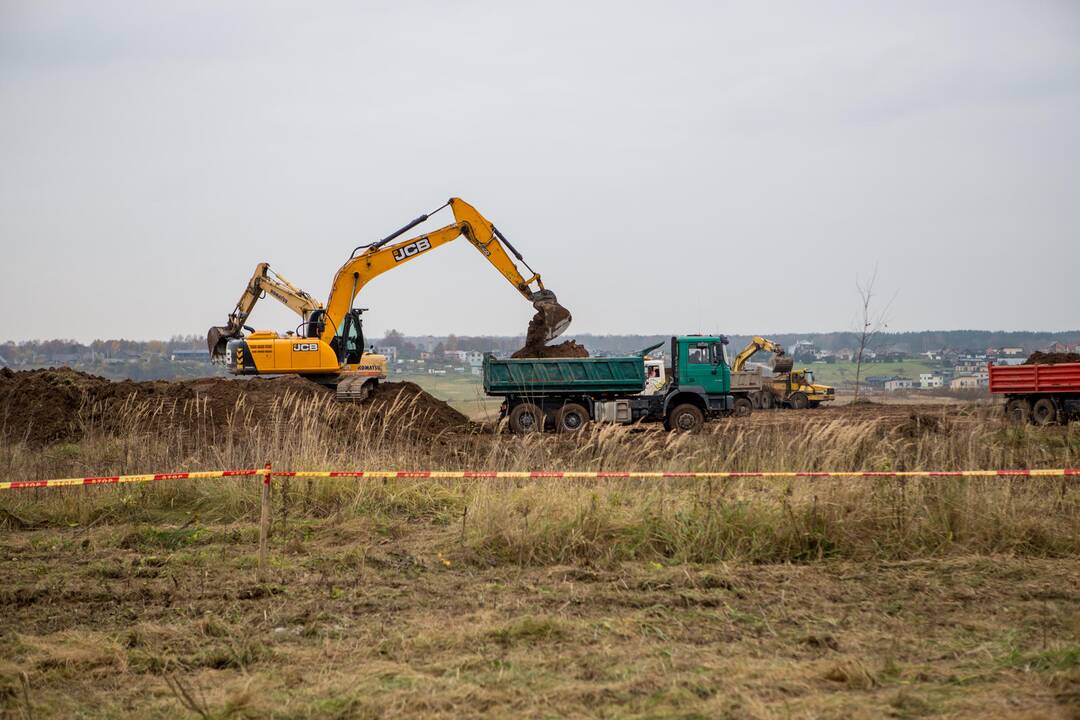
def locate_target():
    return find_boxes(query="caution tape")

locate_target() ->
[1,468,1078,491]
[0,469,264,492]
[276,469,1080,479]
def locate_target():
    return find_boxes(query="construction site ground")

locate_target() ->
[1,523,1077,719]
[1,370,1077,718]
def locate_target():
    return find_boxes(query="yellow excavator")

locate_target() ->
[208,198,571,400]
[731,336,836,409]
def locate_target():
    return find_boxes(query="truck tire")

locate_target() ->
[508,402,545,434]
[733,397,753,417]
[1032,398,1057,426]
[789,392,809,409]
[554,403,590,433]
[667,403,705,432]
[1005,398,1031,424]
[759,392,774,410]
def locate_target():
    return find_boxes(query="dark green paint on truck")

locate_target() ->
[483,356,647,396]
[484,336,738,433]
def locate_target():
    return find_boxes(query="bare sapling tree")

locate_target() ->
[852,266,896,403]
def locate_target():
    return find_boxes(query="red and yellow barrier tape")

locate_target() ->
[0,469,263,491]
[1,468,1078,491]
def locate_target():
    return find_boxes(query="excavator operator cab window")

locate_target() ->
[336,311,365,365]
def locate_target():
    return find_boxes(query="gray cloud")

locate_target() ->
[2,0,1078,342]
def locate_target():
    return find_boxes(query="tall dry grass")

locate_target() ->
[1,393,1078,563]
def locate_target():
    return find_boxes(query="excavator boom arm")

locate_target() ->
[732,336,790,373]
[320,198,568,345]
[208,263,323,361]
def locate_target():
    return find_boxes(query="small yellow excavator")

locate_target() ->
[208,198,571,401]
[731,336,836,409]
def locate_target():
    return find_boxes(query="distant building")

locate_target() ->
[170,349,208,362]
[884,378,914,392]
[466,351,484,367]
[919,373,944,389]
[374,346,398,361]
[954,356,988,374]
[950,376,980,390]
[444,350,469,363]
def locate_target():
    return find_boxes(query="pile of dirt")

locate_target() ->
[1024,351,1080,365]
[511,340,590,359]
[0,368,468,447]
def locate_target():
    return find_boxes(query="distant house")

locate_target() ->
[443,350,469,364]
[170,349,209,362]
[466,351,484,367]
[919,373,944,389]
[374,346,398,361]
[950,376,980,390]
[954,356,988,374]
[884,378,914,392]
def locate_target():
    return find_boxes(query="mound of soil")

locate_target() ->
[0,368,468,447]
[512,340,590,359]
[1024,351,1080,365]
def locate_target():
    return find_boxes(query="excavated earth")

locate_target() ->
[1025,351,1080,365]
[511,339,590,359]
[0,368,469,447]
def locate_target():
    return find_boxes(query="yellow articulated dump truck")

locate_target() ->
[729,337,836,412]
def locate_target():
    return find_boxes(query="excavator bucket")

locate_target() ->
[526,289,572,346]
[207,325,236,364]
[770,354,795,374]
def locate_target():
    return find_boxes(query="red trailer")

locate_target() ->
[988,362,1080,425]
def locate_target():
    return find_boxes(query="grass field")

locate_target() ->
[1,391,1078,718]
[795,360,941,390]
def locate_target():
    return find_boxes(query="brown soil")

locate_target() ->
[0,368,468,446]
[1025,351,1080,365]
[511,339,590,359]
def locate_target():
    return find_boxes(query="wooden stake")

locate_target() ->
[258,462,271,583]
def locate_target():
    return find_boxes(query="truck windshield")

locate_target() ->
[805,371,814,385]
[688,344,710,364]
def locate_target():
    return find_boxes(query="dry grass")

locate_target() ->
[1,395,1079,717]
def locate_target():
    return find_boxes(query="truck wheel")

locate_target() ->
[667,404,705,432]
[554,403,590,433]
[508,402,545,434]
[759,392,774,410]
[1032,398,1057,426]
[733,397,753,417]
[789,392,809,409]
[1005,398,1031,424]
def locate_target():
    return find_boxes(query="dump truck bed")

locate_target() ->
[483,355,646,396]
[988,362,1080,395]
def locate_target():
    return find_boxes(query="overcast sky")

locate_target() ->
[2,1,1078,343]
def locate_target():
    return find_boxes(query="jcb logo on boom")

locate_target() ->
[292,343,319,352]
[392,238,431,262]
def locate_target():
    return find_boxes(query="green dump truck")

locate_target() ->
[483,335,738,433]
